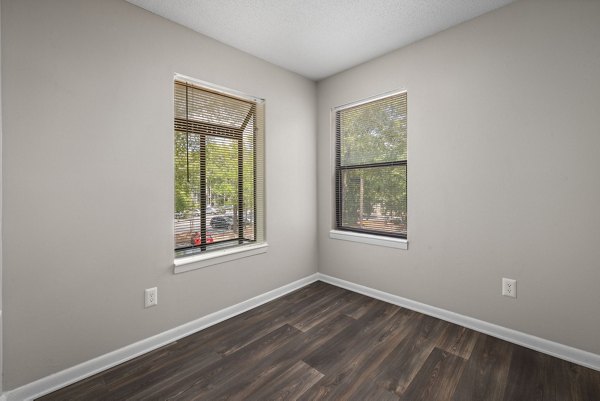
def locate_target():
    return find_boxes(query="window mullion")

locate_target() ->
[237,136,244,243]
[200,134,207,250]
[339,160,407,170]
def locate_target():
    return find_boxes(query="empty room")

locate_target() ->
[1,0,599,400]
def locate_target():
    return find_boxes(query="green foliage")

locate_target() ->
[174,132,197,213]
[174,131,255,214]
[206,136,238,206]
[340,100,407,166]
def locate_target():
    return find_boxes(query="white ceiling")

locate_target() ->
[127,0,515,81]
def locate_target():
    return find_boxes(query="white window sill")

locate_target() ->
[174,243,268,274]
[329,230,408,250]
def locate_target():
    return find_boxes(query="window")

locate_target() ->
[334,91,407,240]
[174,78,265,261]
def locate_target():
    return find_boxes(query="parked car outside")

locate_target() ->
[210,215,233,230]
[193,206,218,216]
[175,210,194,219]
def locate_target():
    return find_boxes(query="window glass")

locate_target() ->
[174,79,264,258]
[335,92,407,238]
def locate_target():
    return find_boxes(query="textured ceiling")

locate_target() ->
[127,0,515,80]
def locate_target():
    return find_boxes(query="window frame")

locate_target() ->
[173,74,266,271]
[331,90,408,249]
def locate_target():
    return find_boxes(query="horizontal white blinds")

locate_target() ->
[339,94,407,166]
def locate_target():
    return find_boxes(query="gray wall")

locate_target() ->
[317,0,600,356]
[4,0,600,393]
[2,0,317,389]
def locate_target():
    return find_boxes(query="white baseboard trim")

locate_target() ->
[317,273,600,372]
[3,273,320,401]
[5,271,599,400]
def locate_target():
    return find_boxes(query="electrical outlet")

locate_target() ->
[145,287,158,308]
[502,278,517,298]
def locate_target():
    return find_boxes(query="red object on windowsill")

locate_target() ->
[192,232,214,246]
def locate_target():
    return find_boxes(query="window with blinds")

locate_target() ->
[174,79,264,258]
[335,91,407,238]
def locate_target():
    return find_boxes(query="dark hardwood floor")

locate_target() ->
[38,281,600,400]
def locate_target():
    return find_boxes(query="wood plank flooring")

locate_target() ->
[38,281,600,400]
